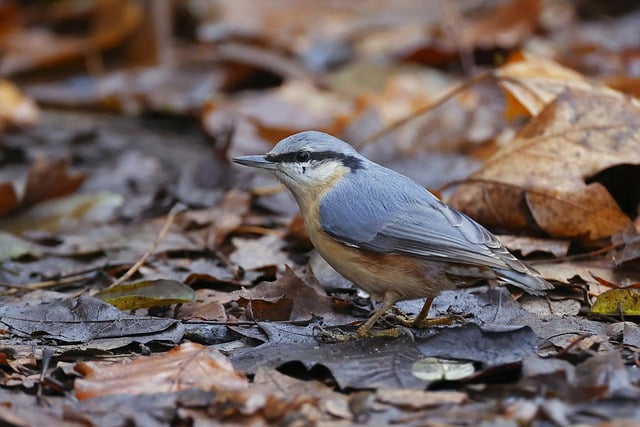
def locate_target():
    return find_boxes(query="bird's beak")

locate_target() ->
[232,155,277,170]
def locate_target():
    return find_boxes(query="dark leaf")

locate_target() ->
[416,323,543,367]
[0,294,183,344]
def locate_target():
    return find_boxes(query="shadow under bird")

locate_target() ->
[233,131,553,339]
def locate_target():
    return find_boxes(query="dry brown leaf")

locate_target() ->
[497,234,570,257]
[396,0,541,67]
[178,189,251,250]
[0,183,18,216]
[74,342,248,400]
[0,0,141,76]
[449,89,637,241]
[238,297,294,321]
[178,299,227,322]
[202,80,352,144]
[253,367,348,421]
[240,266,339,322]
[196,0,443,61]
[206,189,251,249]
[21,157,86,209]
[496,53,626,118]
[466,0,541,50]
[525,183,631,240]
[534,258,640,295]
[375,389,467,410]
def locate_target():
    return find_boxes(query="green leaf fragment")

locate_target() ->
[95,279,196,310]
[411,357,475,381]
[591,288,640,316]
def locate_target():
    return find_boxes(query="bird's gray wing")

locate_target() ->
[319,168,523,272]
[361,202,526,271]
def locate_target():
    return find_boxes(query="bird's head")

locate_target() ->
[233,131,364,202]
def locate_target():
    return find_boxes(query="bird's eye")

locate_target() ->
[296,151,310,162]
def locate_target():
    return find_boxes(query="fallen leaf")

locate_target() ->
[0,79,39,129]
[496,53,601,118]
[399,0,541,67]
[0,231,41,261]
[0,192,122,234]
[232,333,430,390]
[27,65,232,115]
[520,296,582,317]
[497,234,570,257]
[253,367,349,420]
[591,288,640,316]
[74,342,248,399]
[0,183,18,215]
[49,221,201,258]
[202,80,352,143]
[237,297,293,321]
[0,294,183,344]
[449,89,638,241]
[239,266,347,322]
[195,0,444,68]
[375,388,468,410]
[178,300,227,322]
[94,279,197,310]
[0,1,141,76]
[410,358,475,382]
[572,351,636,401]
[178,189,251,250]
[416,323,542,368]
[534,257,640,294]
[20,156,86,210]
[229,234,291,271]
[465,0,541,50]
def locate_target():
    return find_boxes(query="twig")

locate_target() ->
[108,203,186,288]
[438,0,475,75]
[354,70,494,149]
[233,225,286,237]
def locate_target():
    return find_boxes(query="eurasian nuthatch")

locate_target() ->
[234,131,552,338]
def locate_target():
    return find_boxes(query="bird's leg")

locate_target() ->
[315,293,403,341]
[356,296,398,337]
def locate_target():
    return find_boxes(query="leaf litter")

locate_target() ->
[1,1,640,426]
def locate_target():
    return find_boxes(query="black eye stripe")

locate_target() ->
[265,150,363,171]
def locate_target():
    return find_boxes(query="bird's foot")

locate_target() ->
[386,307,467,329]
[314,325,408,342]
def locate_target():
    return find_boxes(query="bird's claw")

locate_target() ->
[313,325,409,342]
[410,314,467,328]
[385,308,468,329]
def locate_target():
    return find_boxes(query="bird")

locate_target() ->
[233,131,553,339]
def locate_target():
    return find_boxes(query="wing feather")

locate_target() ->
[319,164,533,275]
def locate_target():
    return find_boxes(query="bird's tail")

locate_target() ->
[494,267,554,296]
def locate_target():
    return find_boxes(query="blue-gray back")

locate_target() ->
[318,161,524,271]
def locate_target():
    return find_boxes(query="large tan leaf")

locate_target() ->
[75,342,248,400]
[496,53,597,118]
[448,89,638,241]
